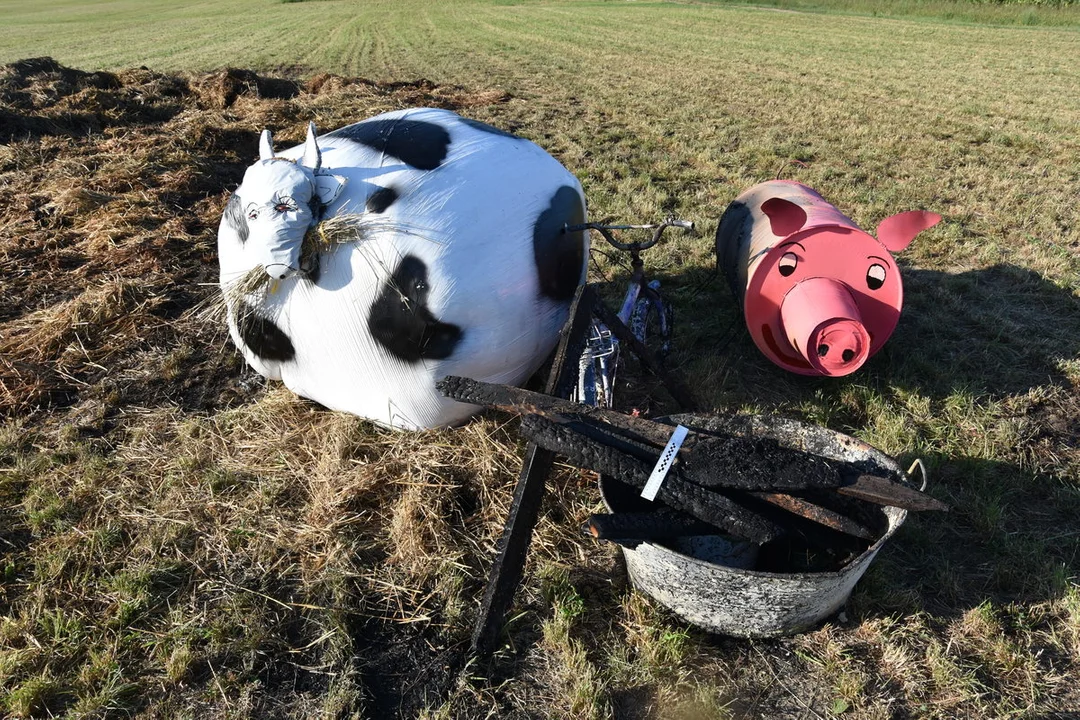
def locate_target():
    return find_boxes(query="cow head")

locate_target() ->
[227,122,346,280]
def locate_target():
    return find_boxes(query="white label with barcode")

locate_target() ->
[640,424,689,501]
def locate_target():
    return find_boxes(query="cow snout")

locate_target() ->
[264,263,299,281]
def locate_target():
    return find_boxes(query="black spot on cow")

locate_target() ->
[224,193,249,243]
[366,186,399,214]
[327,119,450,171]
[368,256,463,363]
[533,186,586,301]
[715,199,752,304]
[459,116,522,140]
[235,300,295,362]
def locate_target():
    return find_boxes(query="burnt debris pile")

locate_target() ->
[438,375,948,574]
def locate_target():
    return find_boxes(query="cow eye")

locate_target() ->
[274,197,297,214]
[246,204,259,221]
[867,263,886,290]
[778,251,798,277]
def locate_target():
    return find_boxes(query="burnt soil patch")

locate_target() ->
[0,57,510,421]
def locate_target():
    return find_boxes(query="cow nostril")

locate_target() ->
[842,349,855,362]
[817,344,829,357]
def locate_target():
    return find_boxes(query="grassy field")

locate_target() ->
[1,0,1079,718]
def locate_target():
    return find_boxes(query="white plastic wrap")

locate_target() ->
[217,108,589,429]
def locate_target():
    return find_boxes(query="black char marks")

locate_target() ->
[235,300,295,362]
[715,198,751,299]
[224,193,249,243]
[366,186,398,214]
[368,255,463,363]
[533,186,586,301]
[459,116,522,140]
[327,118,450,171]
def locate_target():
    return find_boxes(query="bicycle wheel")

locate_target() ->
[573,319,618,408]
[629,280,673,357]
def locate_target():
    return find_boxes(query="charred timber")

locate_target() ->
[584,510,721,541]
[519,414,783,544]
[437,374,670,448]
[440,375,844,491]
[438,375,948,519]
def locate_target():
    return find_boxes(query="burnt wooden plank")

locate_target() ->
[438,375,671,449]
[584,510,720,541]
[469,284,595,658]
[518,413,783,544]
[837,474,950,512]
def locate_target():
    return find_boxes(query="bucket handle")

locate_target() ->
[906,458,929,492]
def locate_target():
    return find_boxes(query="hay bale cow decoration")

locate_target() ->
[716,180,940,377]
[217,108,588,429]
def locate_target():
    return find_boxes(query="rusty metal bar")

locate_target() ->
[748,492,874,540]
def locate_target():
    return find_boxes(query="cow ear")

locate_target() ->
[760,197,807,237]
[314,174,346,207]
[301,122,321,172]
[876,210,941,252]
[259,129,275,160]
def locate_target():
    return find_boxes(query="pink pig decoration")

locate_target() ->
[716,180,941,377]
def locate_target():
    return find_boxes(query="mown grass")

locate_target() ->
[1,0,1078,718]
[697,0,1080,27]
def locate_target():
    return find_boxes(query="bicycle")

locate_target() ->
[562,216,695,408]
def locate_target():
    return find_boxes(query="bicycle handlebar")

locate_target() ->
[563,216,695,252]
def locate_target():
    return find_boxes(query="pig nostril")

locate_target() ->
[817,344,829,357]
[842,349,855,362]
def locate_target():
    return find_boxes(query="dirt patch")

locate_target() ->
[0,57,511,421]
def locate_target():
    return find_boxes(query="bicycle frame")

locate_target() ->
[565,217,692,407]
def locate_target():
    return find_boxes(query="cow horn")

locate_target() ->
[301,122,321,173]
[259,129,275,160]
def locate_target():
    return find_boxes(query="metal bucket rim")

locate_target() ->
[599,412,910,581]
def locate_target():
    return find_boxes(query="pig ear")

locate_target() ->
[301,122,321,172]
[314,174,346,207]
[760,197,808,237]
[876,210,941,253]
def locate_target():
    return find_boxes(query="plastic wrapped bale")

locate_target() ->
[217,108,589,429]
[716,180,940,377]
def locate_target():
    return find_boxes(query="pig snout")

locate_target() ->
[780,277,871,377]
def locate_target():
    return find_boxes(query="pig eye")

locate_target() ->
[778,252,798,277]
[867,264,886,290]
